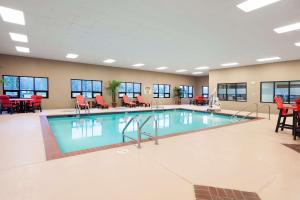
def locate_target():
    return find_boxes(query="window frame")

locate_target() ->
[217,82,247,102]
[118,82,142,98]
[70,79,103,98]
[153,84,171,98]
[180,85,194,98]
[202,86,209,98]
[260,80,300,104]
[2,75,49,98]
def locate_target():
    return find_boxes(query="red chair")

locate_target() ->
[293,103,300,140]
[0,95,19,114]
[136,96,150,107]
[95,95,109,109]
[274,96,294,132]
[76,95,89,109]
[196,96,206,105]
[27,95,43,112]
[122,95,136,107]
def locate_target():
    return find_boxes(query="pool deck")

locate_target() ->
[0,105,300,200]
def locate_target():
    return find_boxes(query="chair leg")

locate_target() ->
[275,112,282,132]
[281,116,287,131]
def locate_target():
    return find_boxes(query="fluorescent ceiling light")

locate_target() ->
[175,69,187,73]
[237,0,281,12]
[156,66,168,70]
[274,22,300,34]
[0,6,25,25]
[66,53,78,59]
[103,59,116,63]
[295,42,300,47]
[9,32,28,43]
[221,62,239,67]
[257,56,281,62]
[15,46,29,53]
[132,63,144,67]
[194,66,209,70]
[192,72,203,75]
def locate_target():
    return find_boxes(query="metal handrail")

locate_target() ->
[122,115,138,142]
[258,104,271,120]
[233,103,271,120]
[232,103,258,118]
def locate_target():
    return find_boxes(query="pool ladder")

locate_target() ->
[122,115,159,148]
[75,101,90,116]
[231,103,271,120]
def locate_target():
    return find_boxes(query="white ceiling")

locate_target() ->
[0,0,299,76]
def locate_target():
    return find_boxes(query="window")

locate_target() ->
[180,85,193,98]
[202,86,209,98]
[71,79,102,98]
[3,75,49,98]
[217,83,247,101]
[261,81,300,103]
[119,82,141,98]
[153,84,170,98]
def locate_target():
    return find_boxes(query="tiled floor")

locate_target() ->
[0,105,300,200]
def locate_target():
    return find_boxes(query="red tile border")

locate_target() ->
[194,185,261,200]
[40,110,263,161]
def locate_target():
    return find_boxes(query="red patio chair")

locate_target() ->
[76,95,89,109]
[122,95,136,107]
[95,95,109,109]
[27,95,43,112]
[0,95,19,114]
[136,96,150,107]
[196,96,206,105]
[274,96,294,132]
[293,103,300,140]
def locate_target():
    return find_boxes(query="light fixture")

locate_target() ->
[0,6,25,25]
[15,46,30,53]
[66,53,78,59]
[132,63,145,67]
[175,69,187,73]
[274,22,300,34]
[295,42,300,47]
[221,62,239,67]
[194,66,209,70]
[156,66,168,70]
[103,59,116,63]
[256,56,281,62]
[237,0,281,13]
[192,72,203,75]
[9,32,28,43]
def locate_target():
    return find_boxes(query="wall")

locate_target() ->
[209,60,300,113]
[195,76,209,96]
[0,54,208,109]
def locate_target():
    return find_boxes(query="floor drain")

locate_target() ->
[116,149,129,154]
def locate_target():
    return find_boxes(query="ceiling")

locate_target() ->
[0,0,299,76]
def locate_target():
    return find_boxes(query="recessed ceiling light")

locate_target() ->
[66,53,78,59]
[175,69,187,73]
[132,63,145,67]
[103,59,116,63]
[274,22,300,34]
[194,66,209,70]
[256,56,281,62]
[237,0,281,13]
[9,32,28,43]
[15,46,29,53]
[0,6,25,25]
[221,62,239,67]
[295,42,300,47]
[192,72,203,75]
[156,66,168,70]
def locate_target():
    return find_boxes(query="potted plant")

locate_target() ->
[107,80,121,107]
[173,86,182,105]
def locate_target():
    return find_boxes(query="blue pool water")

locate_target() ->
[48,109,247,153]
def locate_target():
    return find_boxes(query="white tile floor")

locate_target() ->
[0,105,299,200]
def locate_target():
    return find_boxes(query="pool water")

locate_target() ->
[48,109,247,153]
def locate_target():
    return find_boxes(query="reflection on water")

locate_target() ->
[71,119,102,139]
[180,112,193,125]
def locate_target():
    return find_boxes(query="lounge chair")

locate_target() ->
[136,96,150,107]
[76,95,89,109]
[274,96,294,132]
[27,95,43,112]
[0,95,19,114]
[95,95,109,109]
[122,95,136,107]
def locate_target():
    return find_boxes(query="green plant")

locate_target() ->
[173,86,182,98]
[107,80,121,106]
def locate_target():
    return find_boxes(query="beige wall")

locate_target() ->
[195,76,209,96]
[209,60,300,113]
[0,54,208,109]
